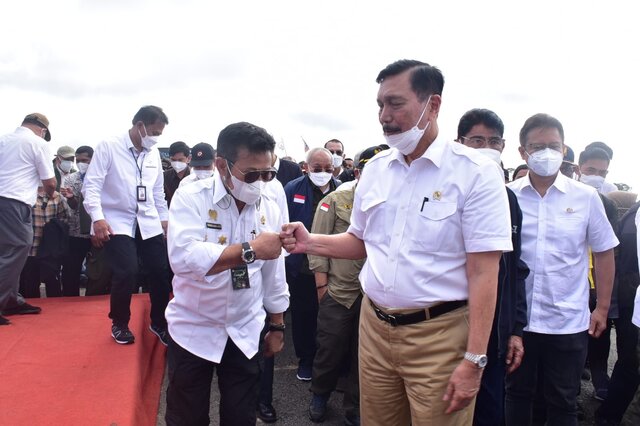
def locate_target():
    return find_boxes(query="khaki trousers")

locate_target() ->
[359,295,474,426]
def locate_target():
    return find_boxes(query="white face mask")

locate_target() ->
[383,95,431,156]
[332,154,343,168]
[526,148,563,177]
[77,162,89,174]
[225,166,263,205]
[138,126,159,149]
[60,160,74,173]
[309,171,332,187]
[475,148,502,165]
[171,161,188,173]
[194,169,214,180]
[580,174,605,189]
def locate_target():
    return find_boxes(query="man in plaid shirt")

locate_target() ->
[19,187,69,298]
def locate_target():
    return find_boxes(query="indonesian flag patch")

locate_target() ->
[293,194,305,204]
[320,202,330,212]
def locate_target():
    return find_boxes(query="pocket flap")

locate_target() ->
[419,202,457,221]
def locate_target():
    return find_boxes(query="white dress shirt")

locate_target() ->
[165,172,289,362]
[178,172,203,188]
[82,133,168,240]
[632,208,640,327]
[508,174,619,334]
[347,138,513,309]
[0,127,54,205]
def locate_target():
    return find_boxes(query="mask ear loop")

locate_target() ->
[415,95,432,130]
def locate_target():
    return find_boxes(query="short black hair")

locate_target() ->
[75,145,94,157]
[324,139,344,151]
[132,105,169,126]
[513,164,528,179]
[578,147,611,166]
[376,59,444,101]
[519,113,564,147]
[585,141,613,160]
[457,108,504,140]
[169,141,190,157]
[217,122,275,162]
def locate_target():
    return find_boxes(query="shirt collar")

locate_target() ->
[388,136,446,169]
[212,170,230,204]
[125,132,148,153]
[519,171,568,194]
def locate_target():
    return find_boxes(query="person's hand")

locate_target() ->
[280,222,310,254]
[59,187,74,199]
[161,220,168,239]
[443,360,483,414]
[93,219,113,243]
[51,190,60,200]
[506,335,524,374]
[317,285,328,303]
[263,330,284,357]
[589,306,609,338]
[90,235,104,248]
[251,232,283,260]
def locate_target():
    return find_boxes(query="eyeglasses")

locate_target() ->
[310,167,334,174]
[327,149,343,156]
[525,143,563,154]
[460,136,505,148]
[226,160,277,184]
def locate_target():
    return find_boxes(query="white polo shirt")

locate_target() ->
[348,137,513,309]
[0,127,54,205]
[166,172,289,362]
[508,174,619,334]
[632,208,640,328]
[82,133,168,240]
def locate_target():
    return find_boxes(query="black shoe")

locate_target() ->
[309,393,329,422]
[297,364,312,381]
[111,324,135,345]
[3,302,42,316]
[0,315,11,325]
[149,324,170,346]
[257,402,277,423]
[344,413,360,426]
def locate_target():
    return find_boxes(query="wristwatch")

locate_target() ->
[464,352,488,369]
[268,322,286,332]
[241,242,256,264]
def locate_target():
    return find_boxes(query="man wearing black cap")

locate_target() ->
[0,113,57,325]
[178,143,216,188]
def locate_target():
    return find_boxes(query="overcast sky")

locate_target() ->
[1,0,638,190]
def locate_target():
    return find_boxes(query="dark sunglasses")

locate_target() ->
[226,160,277,184]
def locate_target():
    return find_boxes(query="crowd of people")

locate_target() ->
[1,59,640,426]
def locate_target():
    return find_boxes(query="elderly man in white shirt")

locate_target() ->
[0,113,56,325]
[82,105,172,346]
[281,60,513,425]
[505,113,619,426]
[165,121,289,426]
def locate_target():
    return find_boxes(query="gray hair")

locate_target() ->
[306,147,332,164]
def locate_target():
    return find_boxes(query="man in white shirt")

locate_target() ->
[505,113,619,426]
[0,113,56,325]
[165,121,289,426]
[281,59,513,425]
[177,142,216,188]
[82,105,172,346]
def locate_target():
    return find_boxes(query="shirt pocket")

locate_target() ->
[361,197,390,243]
[411,201,459,251]
[553,215,586,254]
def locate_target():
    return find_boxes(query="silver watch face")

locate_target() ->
[243,250,255,263]
[478,355,488,368]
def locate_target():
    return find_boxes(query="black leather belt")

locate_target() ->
[370,300,467,327]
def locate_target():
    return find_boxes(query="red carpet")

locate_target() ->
[0,294,166,426]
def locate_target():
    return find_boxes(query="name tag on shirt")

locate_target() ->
[230,265,250,290]
[137,185,147,202]
[206,222,222,230]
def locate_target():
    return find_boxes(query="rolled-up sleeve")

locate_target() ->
[261,255,289,314]
[168,188,225,281]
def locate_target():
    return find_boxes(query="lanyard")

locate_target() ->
[130,148,146,184]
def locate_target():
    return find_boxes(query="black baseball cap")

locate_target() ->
[356,145,389,169]
[190,142,215,167]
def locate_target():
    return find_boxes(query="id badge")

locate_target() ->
[137,185,147,202]
[230,265,250,290]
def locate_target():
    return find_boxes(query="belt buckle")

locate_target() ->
[386,313,398,327]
